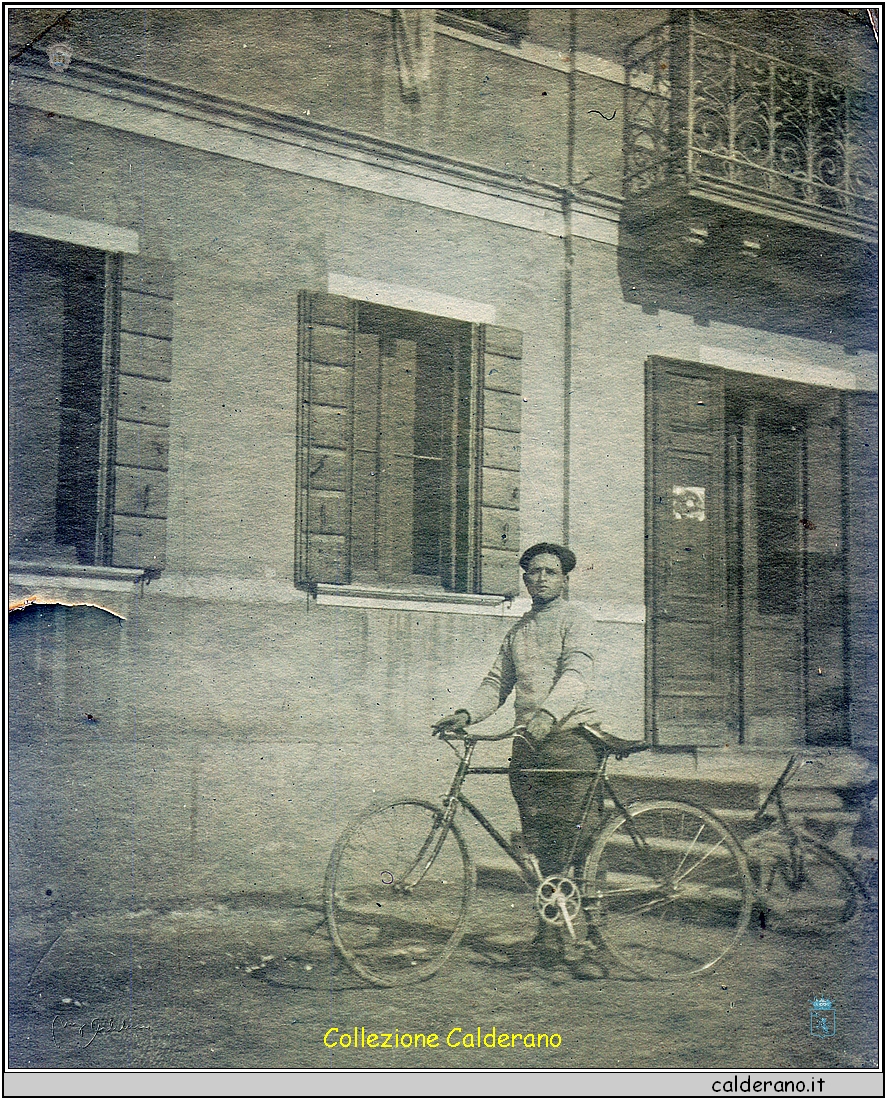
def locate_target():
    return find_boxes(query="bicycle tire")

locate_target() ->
[584,799,753,980]
[325,799,475,986]
[746,830,864,934]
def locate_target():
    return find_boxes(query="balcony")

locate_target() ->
[619,13,878,348]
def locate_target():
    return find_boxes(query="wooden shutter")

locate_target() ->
[110,255,172,570]
[845,390,878,748]
[476,325,522,595]
[350,332,381,575]
[295,292,356,585]
[646,357,728,744]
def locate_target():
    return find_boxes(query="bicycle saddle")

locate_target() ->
[579,723,649,759]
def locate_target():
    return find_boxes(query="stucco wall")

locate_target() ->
[9,8,621,192]
[9,107,574,574]
[8,599,525,911]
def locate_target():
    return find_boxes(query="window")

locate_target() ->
[9,235,106,563]
[296,292,522,595]
[8,231,172,571]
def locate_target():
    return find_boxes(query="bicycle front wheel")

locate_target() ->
[747,830,864,934]
[325,799,475,986]
[584,800,753,980]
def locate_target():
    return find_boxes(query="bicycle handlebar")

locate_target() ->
[434,722,651,757]
[434,724,524,743]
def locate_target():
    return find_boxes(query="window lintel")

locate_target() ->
[9,204,140,255]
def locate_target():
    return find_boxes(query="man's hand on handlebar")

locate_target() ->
[432,710,471,737]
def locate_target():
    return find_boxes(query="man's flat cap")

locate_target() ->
[519,542,577,574]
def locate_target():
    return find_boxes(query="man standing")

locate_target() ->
[434,542,603,972]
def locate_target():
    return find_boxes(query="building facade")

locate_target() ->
[8,9,878,909]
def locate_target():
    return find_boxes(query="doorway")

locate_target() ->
[725,377,847,746]
[646,357,853,747]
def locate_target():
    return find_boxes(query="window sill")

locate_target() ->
[9,560,147,592]
[313,583,529,617]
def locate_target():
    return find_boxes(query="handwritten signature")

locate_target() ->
[51,1015,149,1047]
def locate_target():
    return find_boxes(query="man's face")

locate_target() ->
[523,552,566,606]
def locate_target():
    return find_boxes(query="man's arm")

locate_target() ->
[461,638,517,725]
[535,607,596,725]
[434,633,517,732]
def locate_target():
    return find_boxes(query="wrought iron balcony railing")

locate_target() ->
[624,14,878,240]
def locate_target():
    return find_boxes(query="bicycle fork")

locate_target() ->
[397,741,477,893]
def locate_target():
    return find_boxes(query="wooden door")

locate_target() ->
[646,357,730,745]
[845,391,878,750]
[802,394,849,746]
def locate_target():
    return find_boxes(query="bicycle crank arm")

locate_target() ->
[556,894,577,941]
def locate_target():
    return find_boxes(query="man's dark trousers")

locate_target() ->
[509,725,604,878]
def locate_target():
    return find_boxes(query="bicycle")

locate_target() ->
[738,755,871,935]
[324,723,755,986]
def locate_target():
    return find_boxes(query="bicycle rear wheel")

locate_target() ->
[747,830,864,933]
[584,800,753,980]
[325,799,474,986]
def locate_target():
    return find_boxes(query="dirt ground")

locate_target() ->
[8,877,879,1073]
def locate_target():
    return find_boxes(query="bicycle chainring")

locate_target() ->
[535,875,583,927]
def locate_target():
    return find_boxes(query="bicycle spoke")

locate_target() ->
[668,820,707,881]
[618,893,680,918]
[598,882,663,898]
[672,835,731,885]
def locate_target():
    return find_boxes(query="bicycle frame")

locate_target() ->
[437,734,649,886]
[752,754,800,830]
[746,755,805,883]
[745,754,868,901]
